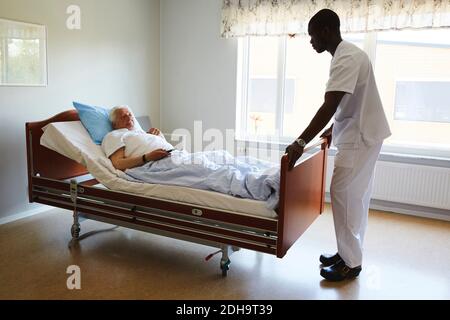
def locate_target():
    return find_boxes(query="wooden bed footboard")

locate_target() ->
[25,111,329,270]
[276,139,329,258]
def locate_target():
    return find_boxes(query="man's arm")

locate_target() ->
[109,147,169,171]
[286,91,346,170]
[298,91,345,144]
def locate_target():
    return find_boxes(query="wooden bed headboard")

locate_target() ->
[25,110,89,201]
[25,110,153,202]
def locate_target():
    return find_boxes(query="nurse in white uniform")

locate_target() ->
[285,9,391,282]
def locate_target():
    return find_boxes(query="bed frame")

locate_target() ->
[26,110,329,276]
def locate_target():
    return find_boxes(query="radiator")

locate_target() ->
[326,158,450,210]
[372,162,450,210]
[244,147,450,210]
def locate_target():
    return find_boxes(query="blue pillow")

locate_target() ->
[73,102,113,145]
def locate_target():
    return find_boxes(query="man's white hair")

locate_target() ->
[109,105,130,125]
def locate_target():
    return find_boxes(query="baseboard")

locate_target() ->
[0,205,52,226]
[324,193,450,222]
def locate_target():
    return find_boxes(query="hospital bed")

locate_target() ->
[26,110,329,276]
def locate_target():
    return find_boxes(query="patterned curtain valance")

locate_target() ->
[221,0,450,38]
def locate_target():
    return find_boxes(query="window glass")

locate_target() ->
[375,29,450,150]
[343,32,365,49]
[247,37,278,136]
[283,34,330,137]
[395,81,450,123]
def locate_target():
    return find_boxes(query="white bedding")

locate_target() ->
[40,121,278,219]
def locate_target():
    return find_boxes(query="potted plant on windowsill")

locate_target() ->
[249,114,263,135]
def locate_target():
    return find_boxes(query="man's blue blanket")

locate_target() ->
[125,150,280,209]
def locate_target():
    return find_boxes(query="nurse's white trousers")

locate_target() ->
[330,142,383,268]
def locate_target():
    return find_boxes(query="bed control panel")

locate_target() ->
[192,209,203,216]
[70,180,78,202]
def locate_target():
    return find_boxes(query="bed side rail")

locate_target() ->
[276,138,329,258]
[31,176,278,255]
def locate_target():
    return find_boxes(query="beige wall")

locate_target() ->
[0,0,160,220]
[160,0,238,139]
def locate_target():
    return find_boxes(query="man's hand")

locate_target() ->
[148,128,161,136]
[146,149,169,161]
[285,142,304,171]
[320,124,333,148]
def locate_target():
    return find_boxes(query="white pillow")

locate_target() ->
[41,121,105,165]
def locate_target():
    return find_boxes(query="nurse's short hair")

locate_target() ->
[309,9,340,32]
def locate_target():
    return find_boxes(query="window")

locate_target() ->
[394,81,450,123]
[236,29,450,157]
[374,29,450,155]
[246,37,278,137]
[0,18,47,86]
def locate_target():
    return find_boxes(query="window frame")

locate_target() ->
[236,31,450,159]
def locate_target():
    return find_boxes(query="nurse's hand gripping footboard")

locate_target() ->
[276,138,329,258]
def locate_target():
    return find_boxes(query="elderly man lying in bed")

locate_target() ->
[103,106,173,171]
[103,106,280,209]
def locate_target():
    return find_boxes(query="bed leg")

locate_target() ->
[206,245,240,276]
[220,245,232,277]
[69,179,81,248]
[69,210,81,249]
[71,210,81,239]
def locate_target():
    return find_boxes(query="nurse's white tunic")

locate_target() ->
[326,40,391,268]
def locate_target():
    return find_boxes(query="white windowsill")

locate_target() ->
[235,137,450,168]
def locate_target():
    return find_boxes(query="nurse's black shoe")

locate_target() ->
[319,252,342,267]
[320,260,362,282]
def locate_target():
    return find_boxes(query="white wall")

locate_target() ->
[0,0,160,220]
[160,0,237,138]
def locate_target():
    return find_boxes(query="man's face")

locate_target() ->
[308,25,327,53]
[114,107,134,130]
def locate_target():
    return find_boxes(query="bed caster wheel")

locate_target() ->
[71,224,80,239]
[220,259,230,277]
[68,239,79,250]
